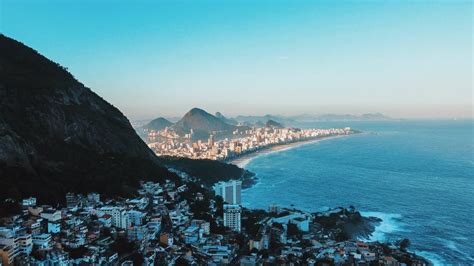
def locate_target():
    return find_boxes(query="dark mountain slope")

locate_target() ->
[0,34,177,205]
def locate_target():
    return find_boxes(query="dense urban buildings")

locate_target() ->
[0,176,428,265]
[148,127,353,161]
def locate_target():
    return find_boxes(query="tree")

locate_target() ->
[381,243,392,254]
[287,223,301,238]
[398,238,411,251]
[210,221,227,234]
[111,237,135,255]
[214,196,224,216]
[130,252,144,265]
[0,199,20,218]
[190,199,210,219]
[101,227,112,237]
[65,246,88,259]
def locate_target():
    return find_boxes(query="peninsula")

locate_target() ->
[144,108,357,162]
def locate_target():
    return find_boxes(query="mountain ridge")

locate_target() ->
[215,112,238,125]
[265,119,284,128]
[142,117,173,131]
[0,34,177,205]
[171,108,236,139]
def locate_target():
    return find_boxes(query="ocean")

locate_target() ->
[241,120,474,265]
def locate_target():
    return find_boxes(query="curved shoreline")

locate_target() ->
[228,134,354,168]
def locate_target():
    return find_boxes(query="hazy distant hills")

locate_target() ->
[234,114,293,125]
[215,112,238,125]
[142,117,173,131]
[140,109,245,141]
[0,34,177,205]
[139,110,391,141]
[265,119,284,128]
[290,112,391,122]
[232,112,392,126]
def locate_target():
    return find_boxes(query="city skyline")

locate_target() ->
[1,0,472,119]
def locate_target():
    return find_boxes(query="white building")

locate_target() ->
[32,234,51,249]
[0,228,32,260]
[201,245,235,264]
[191,219,210,235]
[126,198,148,210]
[127,226,146,242]
[47,222,61,234]
[16,234,32,255]
[127,210,144,226]
[21,197,36,207]
[99,207,129,229]
[66,193,79,208]
[223,204,241,232]
[271,212,311,232]
[0,228,15,247]
[99,214,112,227]
[87,193,101,204]
[40,210,61,222]
[213,180,241,204]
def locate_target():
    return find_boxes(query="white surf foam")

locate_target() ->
[359,211,408,242]
[415,251,447,266]
[360,212,454,265]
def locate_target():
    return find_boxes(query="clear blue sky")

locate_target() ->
[1,0,472,119]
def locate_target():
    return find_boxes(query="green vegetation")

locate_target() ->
[398,238,411,251]
[159,157,253,187]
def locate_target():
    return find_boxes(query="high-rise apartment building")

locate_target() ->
[213,180,241,204]
[223,204,241,232]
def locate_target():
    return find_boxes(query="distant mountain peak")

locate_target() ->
[142,117,173,131]
[186,107,208,116]
[171,108,236,139]
[215,111,238,126]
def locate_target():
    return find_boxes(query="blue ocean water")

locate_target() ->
[242,120,474,265]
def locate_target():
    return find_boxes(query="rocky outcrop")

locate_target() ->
[313,207,382,241]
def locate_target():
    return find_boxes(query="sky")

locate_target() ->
[1,0,472,120]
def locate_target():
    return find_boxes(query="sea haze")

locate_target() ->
[242,120,474,265]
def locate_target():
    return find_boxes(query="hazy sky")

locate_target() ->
[1,0,472,119]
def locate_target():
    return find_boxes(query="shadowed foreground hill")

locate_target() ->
[158,156,254,187]
[0,35,178,207]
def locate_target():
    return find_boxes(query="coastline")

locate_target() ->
[228,134,354,168]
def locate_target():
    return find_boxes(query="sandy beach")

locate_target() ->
[228,134,351,168]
